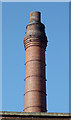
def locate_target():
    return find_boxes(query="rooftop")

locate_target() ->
[0,111,71,117]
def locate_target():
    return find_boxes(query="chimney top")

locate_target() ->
[29,11,41,23]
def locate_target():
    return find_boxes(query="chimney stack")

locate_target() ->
[24,11,48,112]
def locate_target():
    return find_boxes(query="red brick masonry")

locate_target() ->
[24,11,48,112]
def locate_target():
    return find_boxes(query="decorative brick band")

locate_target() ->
[24,35,47,50]
[24,41,47,50]
[24,34,47,41]
[25,44,45,50]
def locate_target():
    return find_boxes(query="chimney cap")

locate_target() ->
[29,11,41,23]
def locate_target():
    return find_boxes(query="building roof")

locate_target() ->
[0,111,71,117]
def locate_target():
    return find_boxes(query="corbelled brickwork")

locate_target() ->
[24,11,48,112]
[0,112,71,120]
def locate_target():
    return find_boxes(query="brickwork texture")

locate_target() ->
[24,11,47,112]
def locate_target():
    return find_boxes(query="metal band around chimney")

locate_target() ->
[25,59,46,66]
[24,75,45,81]
[24,90,47,96]
[24,106,47,112]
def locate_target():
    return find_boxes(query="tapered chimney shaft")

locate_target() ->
[24,11,47,112]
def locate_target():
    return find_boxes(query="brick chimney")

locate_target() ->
[24,11,47,112]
